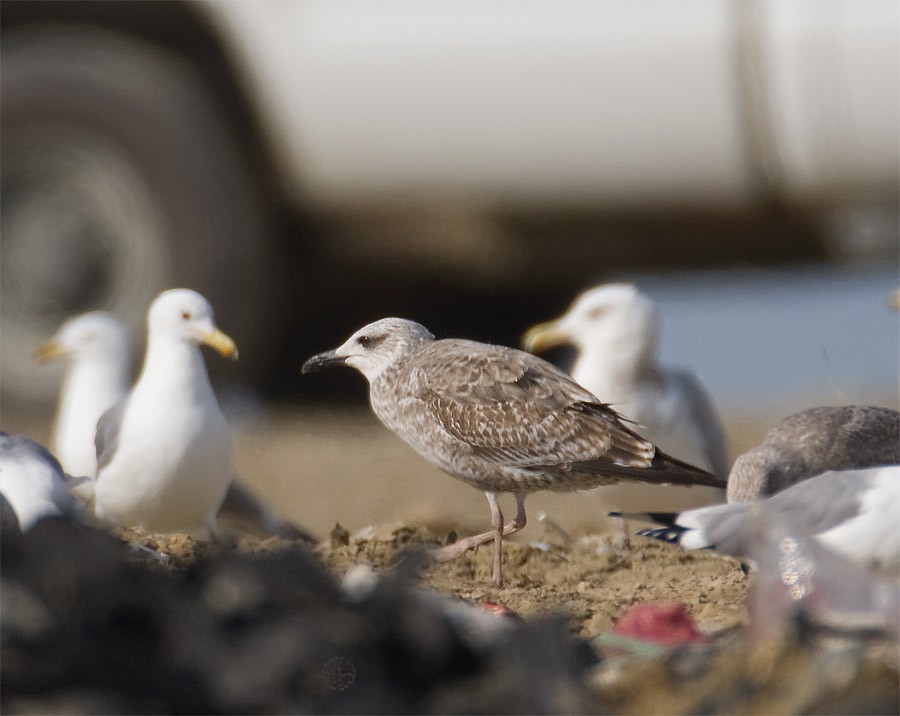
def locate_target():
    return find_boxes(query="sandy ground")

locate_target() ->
[4,405,898,713]
[3,404,771,636]
[227,407,759,638]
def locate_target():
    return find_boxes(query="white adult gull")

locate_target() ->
[35,306,314,541]
[726,405,900,503]
[34,312,131,489]
[302,317,723,587]
[0,432,82,530]
[92,289,237,537]
[626,465,900,573]
[522,283,729,514]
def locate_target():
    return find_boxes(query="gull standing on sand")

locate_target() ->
[35,307,314,541]
[726,405,900,502]
[628,465,900,573]
[34,312,131,489]
[302,318,723,587]
[92,289,237,537]
[522,283,729,512]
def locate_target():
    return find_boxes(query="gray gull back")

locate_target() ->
[727,405,899,502]
[631,465,900,573]
[0,432,80,530]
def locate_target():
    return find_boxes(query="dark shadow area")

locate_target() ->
[261,205,831,404]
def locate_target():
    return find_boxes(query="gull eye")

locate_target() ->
[356,335,371,347]
[588,307,605,319]
[181,311,191,320]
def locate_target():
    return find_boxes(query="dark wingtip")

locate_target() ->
[652,450,727,489]
[635,526,687,544]
[609,511,679,527]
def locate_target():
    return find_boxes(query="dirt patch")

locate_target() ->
[4,505,897,714]
[89,521,896,715]
[320,520,748,636]
[118,520,749,639]
[3,406,897,713]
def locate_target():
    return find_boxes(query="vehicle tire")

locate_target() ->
[1,27,276,404]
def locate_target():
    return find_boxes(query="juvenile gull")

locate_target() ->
[727,405,900,502]
[302,317,723,587]
[93,289,237,537]
[627,465,900,572]
[35,308,309,540]
[34,312,131,490]
[523,283,728,513]
[0,432,81,530]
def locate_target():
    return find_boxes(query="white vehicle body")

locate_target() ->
[203,0,898,208]
[2,0,897,403]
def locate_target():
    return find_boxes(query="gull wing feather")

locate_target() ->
[413,340,719,487]
[94,400,127,475]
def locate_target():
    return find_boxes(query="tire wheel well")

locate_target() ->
[1,0,278,202]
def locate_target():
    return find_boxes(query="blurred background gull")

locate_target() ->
[2,0,897,534]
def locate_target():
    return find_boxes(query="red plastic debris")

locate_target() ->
[612,602,709,646]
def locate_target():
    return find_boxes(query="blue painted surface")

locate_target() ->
[629,264,899,410]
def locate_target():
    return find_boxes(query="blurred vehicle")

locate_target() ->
[2,0,898,403]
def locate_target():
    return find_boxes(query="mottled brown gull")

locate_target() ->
[523,283,728,514]
[302,317,723,587]
[727,405,899,503]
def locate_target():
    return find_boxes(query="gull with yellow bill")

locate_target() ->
[522,283,728,515]
[33,311,131,489]
[92,289,238,537]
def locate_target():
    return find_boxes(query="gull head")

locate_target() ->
[522,283,660,358]
[302,317,435,383]
[34,311,129,365]
[147,289,238,360]
[726,444,796,503]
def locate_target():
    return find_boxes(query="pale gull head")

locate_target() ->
[302,318,435,382]
[147,289,238,360]
[34,311,132,483]
[34,311,129,366]
[523,283,660,367]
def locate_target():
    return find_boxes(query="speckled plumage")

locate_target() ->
[303,318,722,586]
[370,337,720,494]
[727,406,900,503]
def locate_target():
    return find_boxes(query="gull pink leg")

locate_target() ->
[487,492,504,587]
[431,492,529,588]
